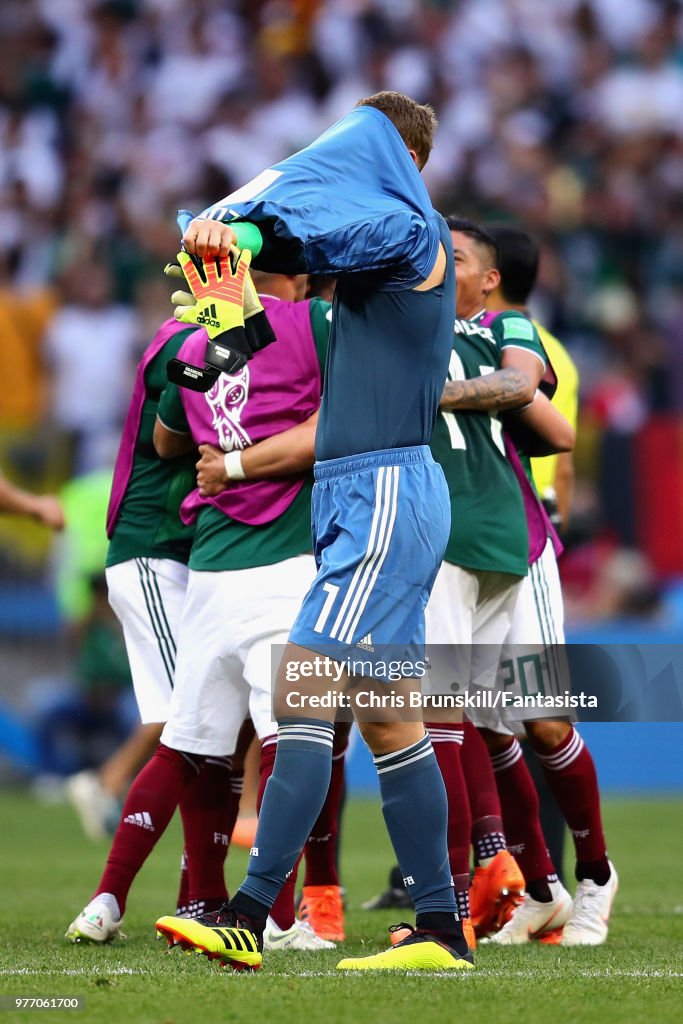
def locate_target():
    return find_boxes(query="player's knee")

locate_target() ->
[273,686,299,722]
[358,720,390,753]
[272,683,337,724]
[524,718,571,753]
[479,726,514,755]
[359,720,424,756]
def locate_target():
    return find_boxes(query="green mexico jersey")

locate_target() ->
[430,310,546,577]
[106,331,196,568]
[158,298,331,572]
[189,477,315,572]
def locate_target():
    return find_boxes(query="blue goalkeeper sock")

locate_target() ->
[374,734,459,926]
[232,718,334,924]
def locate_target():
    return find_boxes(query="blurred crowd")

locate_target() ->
[1,0,682,605]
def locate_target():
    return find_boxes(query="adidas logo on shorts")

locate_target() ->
[123,811,154,831]
[356,633,375,652]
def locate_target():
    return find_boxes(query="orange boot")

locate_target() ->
[470,850,525,938]
[230,816,258,850]
[299,884,345,942]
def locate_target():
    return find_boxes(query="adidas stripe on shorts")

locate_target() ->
[161,554,317,757]
[289,446,450,679]
[105,557,189,723]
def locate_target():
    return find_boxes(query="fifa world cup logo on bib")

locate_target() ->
[205,367,252,451]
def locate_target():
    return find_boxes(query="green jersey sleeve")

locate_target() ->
[493,311,546,367]
[157,382,190,434]
[308,297,332,377]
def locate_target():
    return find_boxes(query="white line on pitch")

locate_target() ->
[1,968,681,979]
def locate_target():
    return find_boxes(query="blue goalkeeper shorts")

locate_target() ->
[289,446,450,679]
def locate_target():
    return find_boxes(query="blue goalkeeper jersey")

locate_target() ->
[195,104,454,459]
[315,213,454,460]
[198,106,440,285]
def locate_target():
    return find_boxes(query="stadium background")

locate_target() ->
[0,0,682,797]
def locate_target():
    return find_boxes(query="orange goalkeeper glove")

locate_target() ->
[165,248,253,375]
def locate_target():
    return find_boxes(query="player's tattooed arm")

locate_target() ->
[196,411,319,497]
[439,367,531,412]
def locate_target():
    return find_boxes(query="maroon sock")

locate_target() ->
[174,766,243,916]
[491,737,557,891]
[453,873,471,920]
[256,737,277,812]
[536,728,609,883]
[179,756,233,912]
[227,769,244,842]
[462,722,507,862]
[95,743,200,915]
[425,723,471,880]
[270,862,301,931]
[176,850,189,915]
[256,736,297,931]
[303,730,348,887]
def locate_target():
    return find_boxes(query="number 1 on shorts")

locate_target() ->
[313,582,340,634]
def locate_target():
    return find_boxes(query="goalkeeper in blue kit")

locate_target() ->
[155,92,473,973]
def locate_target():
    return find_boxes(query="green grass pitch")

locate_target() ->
[0,791,681,1024]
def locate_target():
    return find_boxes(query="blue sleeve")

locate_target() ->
[302,210,440,286]
[197,107,440,284]
[201,203,440,285]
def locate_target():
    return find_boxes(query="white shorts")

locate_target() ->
[424,561,523,698]
[106,557,189,723]
[471,537,571,733]
[161,554,317,757]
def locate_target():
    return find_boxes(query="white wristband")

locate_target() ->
[224,450,246,481]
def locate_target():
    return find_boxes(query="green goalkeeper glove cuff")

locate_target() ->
[176,211,263,259]
[232,222,263,258]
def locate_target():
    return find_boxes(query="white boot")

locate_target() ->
[562,862,618,946]
[263,917,335,951]
[488,880,572,945]
[66,895,122,944]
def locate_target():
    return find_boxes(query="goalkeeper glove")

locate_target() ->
[164,245,276,391]
[166,248,251,336]
[165,356,221,393]
[168,248,278,356]
[165,248,253,374]
[166,248,275,352]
